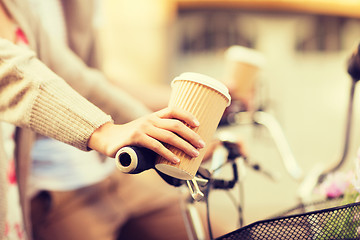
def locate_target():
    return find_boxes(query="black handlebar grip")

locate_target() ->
[115,146,186,187]
[115,146,156,174]
[347,43,360,81]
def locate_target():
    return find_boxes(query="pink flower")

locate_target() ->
[352,149,360,193]
[325,182,347,198]
[15,223,24,239]
[315,171,353,199]
[5,222,9,236]
[6,160,17,185]
[15,28,29,45]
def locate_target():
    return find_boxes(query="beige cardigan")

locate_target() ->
[0,0,151,239]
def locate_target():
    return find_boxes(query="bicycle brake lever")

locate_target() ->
[187,177,207,201]
[196,166,212,180]
[186,167,211,201]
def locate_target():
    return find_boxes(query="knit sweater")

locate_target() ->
[0,32,113,240]
[0,0,151,239]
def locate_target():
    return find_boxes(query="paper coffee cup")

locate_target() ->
[223,46,265,110]
[155,72,231,180]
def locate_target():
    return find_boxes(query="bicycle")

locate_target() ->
[114,43,360,239]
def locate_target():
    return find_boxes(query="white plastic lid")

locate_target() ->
[225,45,266,68]
[172,72,231,106]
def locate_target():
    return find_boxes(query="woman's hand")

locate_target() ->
[88,107,205,163]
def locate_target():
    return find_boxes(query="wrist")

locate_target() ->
[88,121,114,154]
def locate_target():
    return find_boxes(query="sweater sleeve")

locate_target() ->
[0,38,112,151]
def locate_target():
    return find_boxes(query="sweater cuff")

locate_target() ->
[30,76,113,151]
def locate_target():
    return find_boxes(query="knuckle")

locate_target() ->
[166,106,178,117]
[167,106,175,112]
[131,129,143,140]
[146,116,157,125]
[138,121,151,130]
[172,120,182,130]
[152,142,162,152]
[164,133,176,143]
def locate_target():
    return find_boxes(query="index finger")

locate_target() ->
[156,107,200,128]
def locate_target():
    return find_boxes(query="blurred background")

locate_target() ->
[97,0,360,236]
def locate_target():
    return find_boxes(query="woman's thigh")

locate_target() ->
[30,175,128,240]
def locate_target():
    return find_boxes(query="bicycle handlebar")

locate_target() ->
[347,43,360,81]
[115,141,246,202]
[115,146,156,174]
[115,146,185,187]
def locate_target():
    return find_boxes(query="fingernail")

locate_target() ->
[192,149,200,157]
[173,156,180,163]
[193,119,200,127]
[198,140,206,148]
